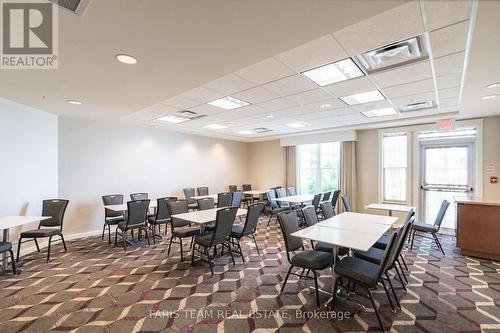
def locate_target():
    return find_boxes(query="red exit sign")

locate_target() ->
[437,118,456,131]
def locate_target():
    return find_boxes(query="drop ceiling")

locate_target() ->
[0,0,498,142]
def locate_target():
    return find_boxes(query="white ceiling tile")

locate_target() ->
[333,1,425,55]
[323,76,378,97]
[439,96,460,109]
[438,86,461,99]
[262,74,317,96]
[382,78,435,98]
[232,86,279,104]
[161,95,200,109]
[390,92,437,108]
[433,52,465,76]
[430,21,469,58]
[436,72,462,90]
[303,98,347,112]
[180,86,225,103]
[286,88,333,105]
[188,103,227,116]
[128,104,177,120]
[275,34,348,72]
[235,58,295,85]
[369,61,432,88]
[258,97,299,111]
[203,74,255,96]
[422,0,473,31]
[349,100,393,113]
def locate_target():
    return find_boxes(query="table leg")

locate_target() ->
[1,229,7,273]
[389,210,393,216]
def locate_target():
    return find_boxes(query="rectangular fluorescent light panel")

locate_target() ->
[237,130,256,135]
[286,121,311,128]
[362,107,398,118]
[203,124,228,130]
[157,115,190,123]
[340,90,385,105]
[301,58,364,86]
[208,96,250,110]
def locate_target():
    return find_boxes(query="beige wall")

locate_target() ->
[248,140,285,190]
[483,116,500,200]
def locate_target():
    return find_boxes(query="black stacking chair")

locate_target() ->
[197,198,215,210]
[242,184,253,207]
[102,195,125,244]
[231,191,243,207]
[167,200,200,261]
[130,193,148,200]
[270,186,282,197]
[312,193,322,214]
[197,187,209,196]
[322,192,331,202]
[148,197,177,239]
[17,199,69,262]
[333,231,399,331]
[230,203,263,262]
[278,210,333,307]
[1,242,16,275]
[266,190,289,226]
[331,190,340,211]
[287,187,297,196]
[183,188,197,210]
[410,200,449,255]
[228,185,238,193]
[302,206,348,256]
[191,207,238,275]
[217,192,233,208]
[320,201,335,219]
[114,200,150,251]
[341,195,352,212]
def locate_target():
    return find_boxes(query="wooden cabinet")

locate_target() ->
[456,199,500,260]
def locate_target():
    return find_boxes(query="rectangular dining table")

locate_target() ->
[171,207,247,230]
[275,194,315,204]
[365,203,415,217]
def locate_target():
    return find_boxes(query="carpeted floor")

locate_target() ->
[1,218,500,333]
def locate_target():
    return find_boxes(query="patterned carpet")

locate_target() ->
[1,218,500,333]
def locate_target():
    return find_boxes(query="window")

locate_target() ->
[382,133,408,202]
[297,142,340,194]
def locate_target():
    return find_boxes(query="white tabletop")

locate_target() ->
[317,218,392,235]
[334,212,399,225]
[275,194,315,203]
[172,207,247,224]
[0,216,51,229]
[191,194,219,200]
[365,203,415,213]
[104,201,157,212]
[243,190,268,195]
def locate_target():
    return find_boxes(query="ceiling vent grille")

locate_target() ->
[253,127,273,133]
[177,110,204,120]
[49,0,92,15]
[398,100,435,112]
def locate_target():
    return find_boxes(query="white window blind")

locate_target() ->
[297,142,340,194]
[382,133,408,202]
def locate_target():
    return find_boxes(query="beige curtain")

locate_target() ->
[285,146,296,189]
[339,141,357,213]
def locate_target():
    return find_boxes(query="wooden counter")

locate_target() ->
[456,198,500,260]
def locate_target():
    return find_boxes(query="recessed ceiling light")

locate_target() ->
[319,103,331,109]
[487,83,500,89]
[203,124,228,130]
[207,96,250,110]
[286,121,311,128]
[301,58,364,86]
[116,54,137,64]
[340,90,385,105]
[67,100,82,105]
[265,114,275,118]
[361,107,398,118]
[237,130,256,135]
[157,115,190,123]
[481,95,498,100]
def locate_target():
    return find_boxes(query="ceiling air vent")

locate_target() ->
[253,127,273,133]
[48,0,92,15]
[398,100,435,112]
[356,35,428,73]
[177,110,204,120]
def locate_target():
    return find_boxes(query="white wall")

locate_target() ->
[0,99,59,236]
[58,117,250,235]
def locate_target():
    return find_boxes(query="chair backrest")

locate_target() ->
[228,185,238,193]
[209,207,238,245]
[275,188,288,208]
[231,191,243,207]
[376,230,399,281]
[242,184,252,191]
[302,206,319,227]
[40,199,69,229]
[125,199,150,228]
[320,201,335,219]
[341,195,352,212]
[167,200,189,228]
[156,197,177,221]
[331,189,340,208]
[312,193,322,209]
[102,194,123,218]
[183,188,196,204]
[434,200,450,230]
[322,192,331,202]
[266,190,279,209]
[277,211,303,259]
[242,203,264,235]
[270,186,282,197]
[217,192,233,208]
[287,187,297,196]
[197,197,215,210]
[197,187,209,196]
[130,193,148,200]
[404,208,415,224]
[390,217,414,266]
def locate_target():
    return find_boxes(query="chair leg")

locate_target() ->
[114,228,118,246]
[34,238,40,252]
[60,234,67,252]
[312,270,320,308]
[396,260,408,284]
[330,277,340,309]
[16,238,22,262]
[180,239,184,261]
[394,265,407,292]
[167,237,173,255]
[410,229,416,250]
[122,231,128,252]
[108,225,112,244]
[400,254,409,272]
[385,272,401,310]
[252,234,260,255]
[227,242,236,266]
[267,214,272,226]
[191,244,196,266]
[281,265,293,293]
[380,278,395,312]
[7,250,16,275]
[237,239,244,263]
[432,233,445,255]
[46,236,53,261]
[367,288,385,333]
[102,224,106,240]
